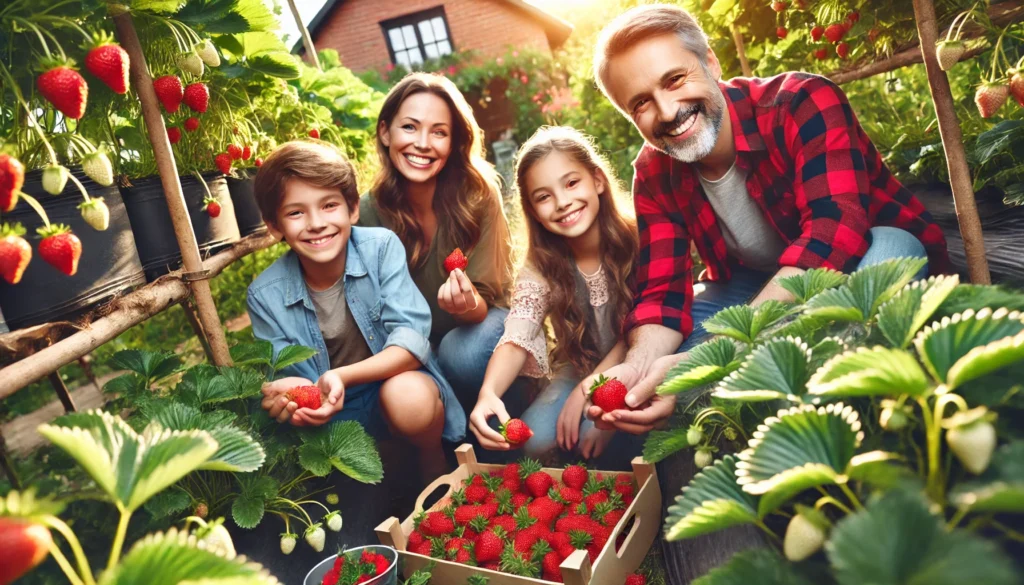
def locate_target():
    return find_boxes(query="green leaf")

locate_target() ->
[804,258,927,323]
[273,344,318,373]
[808,346,930,398]
[914,308,1024,387]
[803,286,865,322]
[658,338,742,395]
[129,0,186,13]
[707,0,738,18]
[827,489,1018,585]
[229,341,273,366]
[778,268,848,304]
[175,365,220,407]
[692,548,815,585]
[231,494,265,529]
[39,411,218,512]
[197,368,264,405]
[664,456,759,540]
[937,284,1024,317]
[703,301,791,344]
[736,403,864,515]
[951,442,1024,512]
[109,350,182,382]
[643,429,692,463]
[151,403,204,430]
[144,487,191,518]
[103,373,149,396]
[713,337,811,402]
[248,53,301,79]
[100,527,280,585]
[297,421,383,483]
[877,275,960,348]
[198,427,265,472]
[809,337,847,371]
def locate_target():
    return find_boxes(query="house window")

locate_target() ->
[381,7,453,68]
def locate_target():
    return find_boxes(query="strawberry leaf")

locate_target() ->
[807,346,930,398]
[713,337,812,402]
[877,274,960,348]
[691,548,815,585]
[664,455,760,540]
[658,337,743,395]
[914,308,1024,388]
[777,268,848,304]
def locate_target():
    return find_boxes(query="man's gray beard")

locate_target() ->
[660,113,720,163]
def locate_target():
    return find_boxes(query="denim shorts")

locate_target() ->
[329,367,447,438]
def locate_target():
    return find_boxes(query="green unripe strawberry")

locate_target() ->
[42,164,68,195]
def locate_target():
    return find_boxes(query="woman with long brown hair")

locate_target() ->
[468,126,642,466]
[358,72,516,409]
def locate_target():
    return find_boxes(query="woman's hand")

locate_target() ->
[291,370,346,427]
[579,426,615,460]
[261,376,313,424]
[557,382,589,452]
[437,268,480,316]
[469,389,512,450]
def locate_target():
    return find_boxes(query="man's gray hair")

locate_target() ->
[593,4,710,103]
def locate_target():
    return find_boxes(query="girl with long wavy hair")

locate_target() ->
[359,72,516,409]
[468,126,641,466]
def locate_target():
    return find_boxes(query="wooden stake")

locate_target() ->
[113,13,234,363]
[730,24,753,77]
[0,434,20,490]
[288,0,321,71]
[181,297,216,364]
[47,371,77,413]
[913,0,991,283]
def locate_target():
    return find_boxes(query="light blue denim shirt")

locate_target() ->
[246,226,466,442]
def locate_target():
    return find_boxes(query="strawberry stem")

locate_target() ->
[0,61,60,166]
[43,514,96,585]
[35,15,92,44]
[67,171,92,202]
[17,193,52,228]
[106,511,132,572]
[9,16,56,59]
[47,541,85,585]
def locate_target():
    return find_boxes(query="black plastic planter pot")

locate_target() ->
[120,172,240,282]
[0,168,146,332]
[226,173,267,236]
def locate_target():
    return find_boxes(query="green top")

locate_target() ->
[358,192,514,345]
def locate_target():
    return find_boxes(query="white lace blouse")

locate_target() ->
[496,263,614,378]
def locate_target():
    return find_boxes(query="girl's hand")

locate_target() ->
[261,376,313,424]
[469,390,512,450]
[291,370,346,427]
[437,268,480,316]
[579,427,615,460]
[557,383,589,452]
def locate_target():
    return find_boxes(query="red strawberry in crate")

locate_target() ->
[521,462,554,498]
[559,485,583,505]
[562,463,588,490]
[542,550,564,582]
[474,530,503,562]
[167,127,182,144]
[215,153,233,175]
[84,33,129,94]
[309,128,320,139]
[511,492,531,509]
[614,481,634,500]
[185,117,200,132]
[0,223,32,285]
[37,224,81,276]
[227,144,242,161]
[465,483,489,504]
[203,197,221,219]
[824,23,845,43]
[38,63,88,119]
[183,82,209,113]
[419,511,454,537]
[589,374,629,412]
[286,385,322,410]
[407,531,425,549]
[410,540,432,556]
[527,496,564,525]
[153,75,184,112]
[443,247,469,273]
[976,82,1009,118]
[0,518,53,585]
[0,154,25,213]
[489,514,515,533]
[500,418,533,444]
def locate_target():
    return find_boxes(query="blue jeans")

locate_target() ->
[679,226,928,352]
[519,375,644,470]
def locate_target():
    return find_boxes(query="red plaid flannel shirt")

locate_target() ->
[625,72,950,337]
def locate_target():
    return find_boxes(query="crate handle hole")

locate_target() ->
[615,512,639,557]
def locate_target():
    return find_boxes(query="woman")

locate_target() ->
[359,72,517,411]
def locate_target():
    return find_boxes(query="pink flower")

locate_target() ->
[448,66,457,75]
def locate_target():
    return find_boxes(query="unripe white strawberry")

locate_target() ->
[325,493,339,505]
[194,40,220,67]
[694,447,713,469]
[947,421,996,475]
[42,164,68,195]
[722,426,738,441]
[82,151,113,186]
[687,424,704,445]
[280,532,297,555]
[78,198,110,231]
[324,510,342,532]
[305,522,326,552]
[783,511,827,561]
[879,399,910,431]
[178,52,204,77]
[935,40,965,71]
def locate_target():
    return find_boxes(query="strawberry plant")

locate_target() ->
[645,257,1024,583]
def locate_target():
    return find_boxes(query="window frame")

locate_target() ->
[380,6,454,68]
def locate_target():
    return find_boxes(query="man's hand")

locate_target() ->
[261,376,312,424]
[437,268,480,316]
[586,353,686,434]
[469,390,512,450]
[291,370,346,427]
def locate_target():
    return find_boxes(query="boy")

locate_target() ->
[247,140,463,480]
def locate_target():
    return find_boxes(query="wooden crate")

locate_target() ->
[376,444,661,585]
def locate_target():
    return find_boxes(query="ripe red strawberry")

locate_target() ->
[527,496,564,525]
[1010,71,1024,107]
[814,48,828,60]
[846,11,860,24]
[254,157,264,167]
[454,504,489,525]
[868,27,881,43]
[584,490,609,513]
[810,25,824,42]
[84,35,129,94]
[511,492,531,509]
[408,530,425,549]
[836,42,850,59]
[501,418,533,444]
[824,23,845,43]
[411,540,432,556]
[465,483,489,504]
[562,464,588,490]
[0,223,32,285]
[776,27,787,39]
[525,472,553,498]
[589,375,629,412]
[614,481,634,499]
[167,127,182,144]
[153,75,184,113]
[37,224,81,276]
[542,550,564,581]
[420,511,455,537]
[309,128,320,139]
[0,154,25,212]
[474,530,503,563]
[227,144,242,160]
[489,514,515,533]
[286,385,322,410]
[555,514,599,534]
[184,117,200,132]
[976,82,1009,118]
[443,247,469,272]
[625,573,647,585]
[0,518,53,584]
[770,1,787,11]
[183,82,209,113]
[38,64,88,119]
[559,486,583,505]
[600,508,624,527]
[204,197,222,218]
[242,145,252,160]
[215,153,232,175]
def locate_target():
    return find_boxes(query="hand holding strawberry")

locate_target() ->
[437,263,480,316]
[468,390,513,450]
[290,370,346,427]
[261,376,314,423]
[500,418,533,445]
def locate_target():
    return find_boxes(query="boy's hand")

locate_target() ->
[437,268,480,316]
[261,376,313,424]
[469,390,512,450]
[557,382,589,452]
[291,370,346,427]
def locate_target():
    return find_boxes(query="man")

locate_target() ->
[584,4,950,433]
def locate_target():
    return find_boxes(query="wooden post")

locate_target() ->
[913,0,991,283]
[181,297,216,364]
[730,24,753,77]
[113,13,234,363]
[288,0,321,71]
[78,354,99,390]
[0,435,20,490]
[47,371,77,413]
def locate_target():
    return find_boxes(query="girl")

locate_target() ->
[359,72,516,409]
[468,126,641,465]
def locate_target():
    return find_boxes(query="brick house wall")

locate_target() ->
[310,0,553,74]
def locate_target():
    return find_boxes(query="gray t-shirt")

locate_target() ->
[307,279,373,370]
[697,160,787,273]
